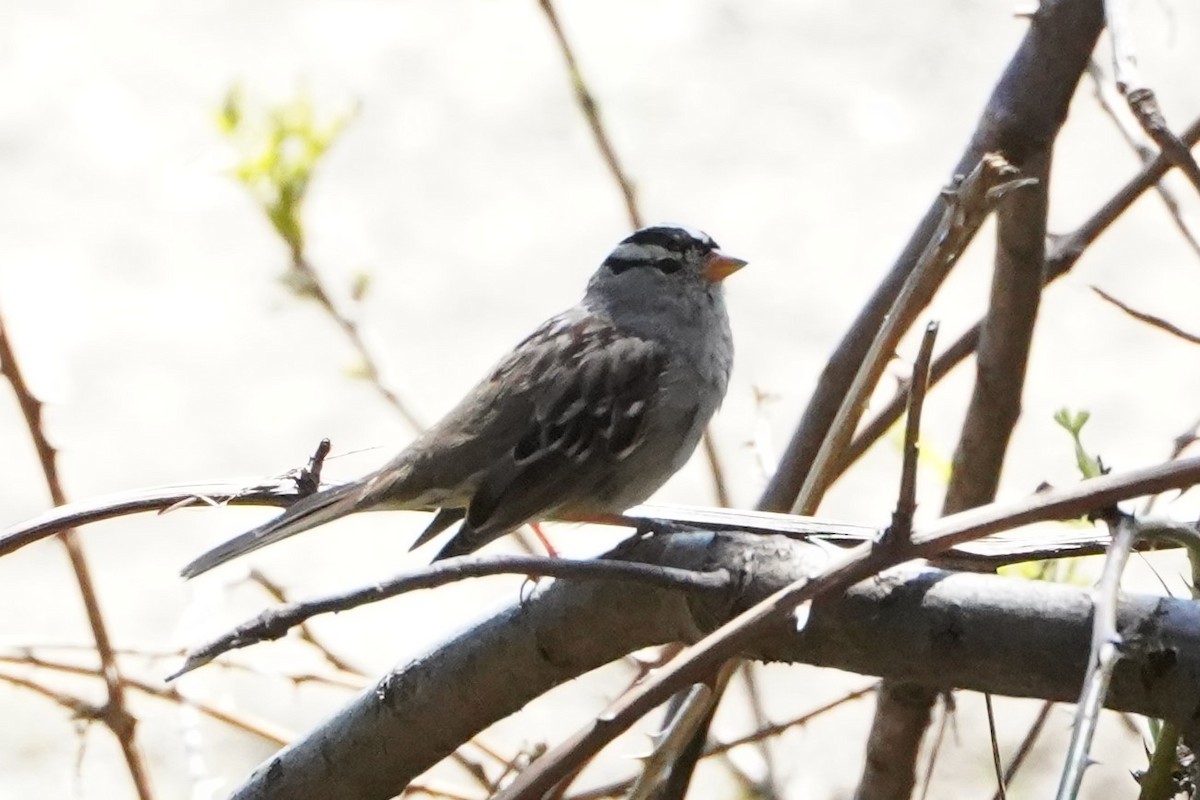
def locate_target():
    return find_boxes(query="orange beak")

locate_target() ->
[703,250,748,283]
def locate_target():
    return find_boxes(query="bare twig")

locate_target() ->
[0,669,94,716]
[8,477,1200,574]
[536,0,640,229]
[882,141,1047,789]
[883,321,939,548]
[731,663,782,796]
[1170,416,1200,461]
[701,431,732,508]
[1092,286,1200,346]
[794,154,1033,516]
[760,0,1107,512]
[712,683,878,755]
[0,311,153,799]
[841,113,1200,474]
[492,457,1200,800]
[295,257,423,430]
[296,438,331,497]
[916,694,953,800]
[1104,0,1200,192]
[0,482,877,561]
[985,693,1008,800]
[245,569,363,676]
[992,701,1055,800]
[565,684,876,800]
[943,146,1049,514]
[1,479,306,557]
[1056,513,1139,800]
[0,654,293,745]
[624,684,713,800]
[1085,61,1200,257]
[171,555,731,678]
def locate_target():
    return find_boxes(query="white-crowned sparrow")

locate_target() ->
[181,225,745,577]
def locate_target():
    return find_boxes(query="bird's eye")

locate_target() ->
[652,257,682,274]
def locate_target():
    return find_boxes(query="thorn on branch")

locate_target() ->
[295,438,333,496]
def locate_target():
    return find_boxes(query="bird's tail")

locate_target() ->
[180,481,364,578]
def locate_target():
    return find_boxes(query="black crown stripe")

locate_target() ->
[622,227,717,253]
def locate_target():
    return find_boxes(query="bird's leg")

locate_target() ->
[528,521,559,558]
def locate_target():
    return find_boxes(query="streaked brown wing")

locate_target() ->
[435,325,666,557]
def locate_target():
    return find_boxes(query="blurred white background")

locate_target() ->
[1,1,1199,797]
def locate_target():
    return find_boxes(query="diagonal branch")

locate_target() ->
[170,554,732,679]
[1104,0,1200,193]
[792,154,1033,516]
[840,113,1200,474]
[1085,61,1200,257]
[0,311,153,799]
[494,457,1200,800]
[1055,512,1139,799]
[537,0,641,229]
[224,462,1200,800]
[759,0,1106,512]
[1092,286,1200,346]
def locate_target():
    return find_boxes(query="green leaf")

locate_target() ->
[1053,407,1104,479]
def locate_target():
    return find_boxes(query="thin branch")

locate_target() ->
[1104,0,1200,192]
[985,693,1008,800]
[0,654,293,745]
[867,143,1049,800]
[7,476,1199,573]
[794,154,1033,515]
[566,684,876,800]
[245,569,364,676]
[0,642,365,690]
[0,669,94,716]
[0,481,873,561]
[700,431,732,508]
[649,661,735,800]
[1056,513,1139,800]
[624,684,712,800]
[839,111,1200,476]
[1085,61,1200,257]
[942,144,1048,514]
[759,0,1106,512]
[883,321,939,547]
[992,701,1055,800]
[916,694,952,800]
[171,555,732,678]
[707,682,877,756]
[0,311,153,799]
[493,457,1200,800]
[536,0,640,229]
[1092,286,1200,346]
[1,479,303,558]
[294,257,423,430]
[732,663,783,796]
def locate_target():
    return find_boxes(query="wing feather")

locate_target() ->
[432,326,666,559]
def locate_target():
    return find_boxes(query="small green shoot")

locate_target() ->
[1053,408,1105,480]
[217,85,356,287]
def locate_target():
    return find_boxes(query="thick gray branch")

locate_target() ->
[229,532,1200,799]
